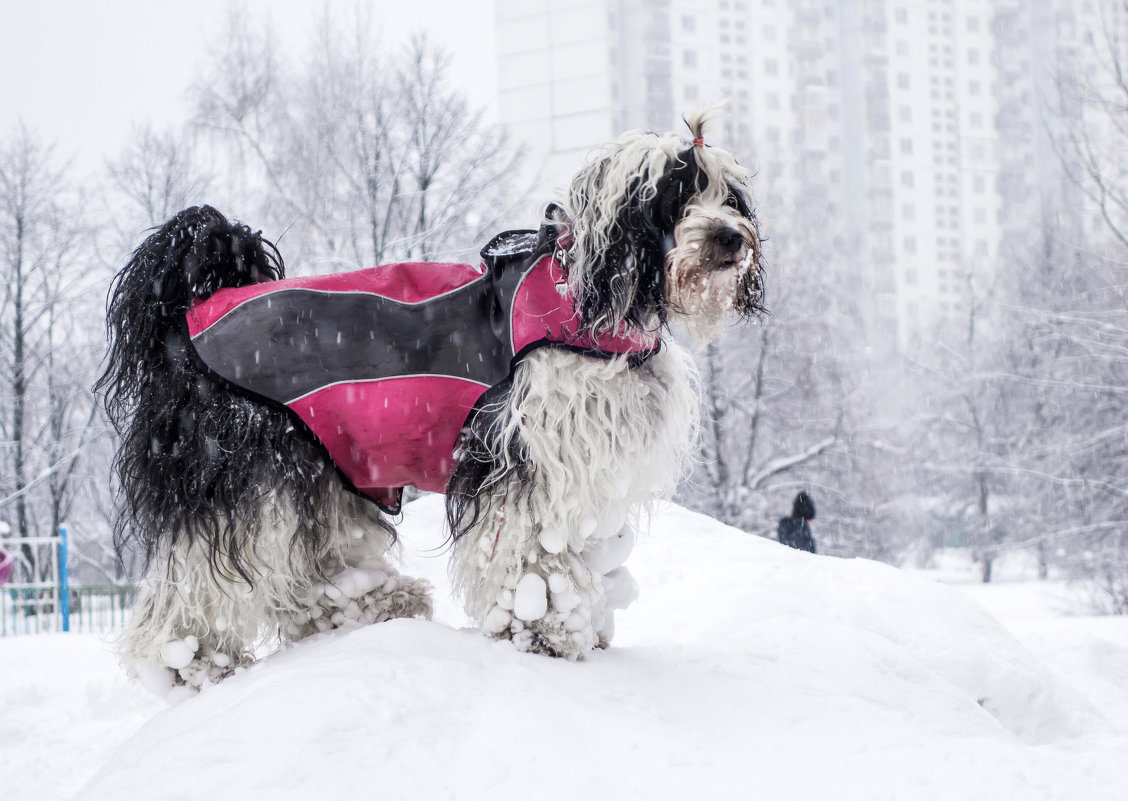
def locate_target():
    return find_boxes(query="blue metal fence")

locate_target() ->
[0,530,136,637]
[1,584,137,636]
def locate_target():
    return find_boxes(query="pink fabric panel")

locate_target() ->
[187,262,484,335]
[286,376,489,496]
[511,257,660,354]
[0,549,13,586]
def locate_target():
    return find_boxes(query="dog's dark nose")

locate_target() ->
[716,226,743,254]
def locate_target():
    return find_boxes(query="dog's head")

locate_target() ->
[555,111,764,344]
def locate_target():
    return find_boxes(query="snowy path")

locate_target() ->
[3,498,1125,800]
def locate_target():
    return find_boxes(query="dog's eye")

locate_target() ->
[724,189,754,219]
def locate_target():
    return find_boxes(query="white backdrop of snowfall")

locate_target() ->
[3,497,1125,800]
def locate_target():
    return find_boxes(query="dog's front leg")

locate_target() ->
[451,481,640,658]
[450,348,695,657]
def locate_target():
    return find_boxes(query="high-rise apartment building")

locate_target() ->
[494,0,1093,347]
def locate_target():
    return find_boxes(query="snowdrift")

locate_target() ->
[56,498,1128,799]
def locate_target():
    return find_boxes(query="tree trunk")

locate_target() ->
[11,214,34,578]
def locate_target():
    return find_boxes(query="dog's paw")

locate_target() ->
[286,573,434,639]
[490,616,600,659]
[131,640,253,699]
[481,564,604,659]
[173,651,253,690]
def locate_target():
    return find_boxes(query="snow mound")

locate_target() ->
[64,498,1126,800]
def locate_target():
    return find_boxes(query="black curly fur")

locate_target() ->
[95,206,382,584]
[444,379,537,543]
[570,167,673,335]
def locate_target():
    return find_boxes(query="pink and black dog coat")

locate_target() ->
[186,230,659,513]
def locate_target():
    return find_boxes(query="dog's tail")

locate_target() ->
[96,206,283,430]
[95,207,286,574]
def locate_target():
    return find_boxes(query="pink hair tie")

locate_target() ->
[692,136,705,148]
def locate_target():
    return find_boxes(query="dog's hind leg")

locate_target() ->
[121,490,433,697]
[118,538,268,698]
[274,490,433,643]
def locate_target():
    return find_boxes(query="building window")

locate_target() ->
[898,72,911,90]
[684,50,698,68]
[901,171,915,186]
[900,138,913,154]
[765,58,779,75]
[682,15,696,32]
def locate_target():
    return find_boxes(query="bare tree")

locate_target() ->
[0,127,99,580]
[903,272,1016,582]
[997,235,1128,606]
[192,8,522,271]
[105,123,212,235]
[1035,0,1128,608]
[1052,0,1128,251]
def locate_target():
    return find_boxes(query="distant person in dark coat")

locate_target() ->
[777,491,817,553]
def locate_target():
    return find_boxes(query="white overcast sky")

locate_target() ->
[0,0,496,175]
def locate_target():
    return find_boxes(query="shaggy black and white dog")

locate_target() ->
[97,114,764,695]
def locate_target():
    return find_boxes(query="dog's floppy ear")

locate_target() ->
[577,179,665,333]
[570,148,706,334]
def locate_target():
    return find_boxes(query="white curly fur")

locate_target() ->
[449,344,699,657]
[120,488,432,697]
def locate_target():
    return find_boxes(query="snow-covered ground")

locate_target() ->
[3,497,1125,800]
